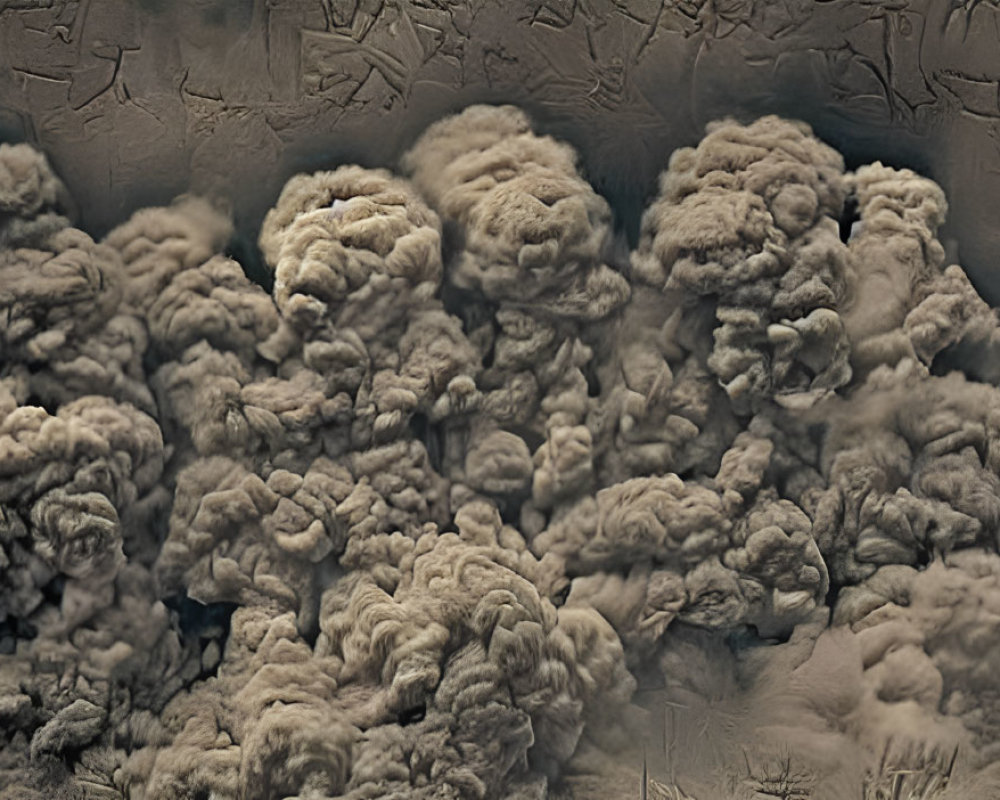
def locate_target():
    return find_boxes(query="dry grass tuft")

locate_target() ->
[636,733,962,799]
[862,739,959,800]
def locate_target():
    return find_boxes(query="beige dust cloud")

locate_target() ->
[3,106,1000,799]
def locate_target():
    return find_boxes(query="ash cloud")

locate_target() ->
[2,109,1000,798]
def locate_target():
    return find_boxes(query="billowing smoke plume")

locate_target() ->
[3,109,1000,799]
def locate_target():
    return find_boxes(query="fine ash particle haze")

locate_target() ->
[2,106,1000,799]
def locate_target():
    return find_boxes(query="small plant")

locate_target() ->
[640,753,699,799]
[862,738,959,800]
[727,748,814,800]
[647,777,699,800]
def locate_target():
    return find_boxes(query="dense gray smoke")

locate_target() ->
[3,107,1000,799]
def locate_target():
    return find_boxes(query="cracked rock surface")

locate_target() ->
[3,0,1000,304]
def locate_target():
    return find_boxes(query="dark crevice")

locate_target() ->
[24,394,57,414]
[41,575,66,605]
[496,491,530,526]
[824,576,844,611]
[582,360,601,398]
[806,422,827,447]
[141,344,166,377]
[398,703,426,725]
[551,582,571,608]
[162,596,238,684]
[409,412,443,474]
[299,618,320,649]
[441,281,494,336]
[226,228,272,292]
[838,192,859,243]
[0,615,38,654]
[507,425,545,454]
[932,339,1000,385]
[674,466,695,482]
[481,332,497,369]
[734,623,789,647]
[163,595,238,640]
[930,342,965,377]
[439,218,466,279]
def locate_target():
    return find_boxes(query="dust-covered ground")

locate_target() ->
[3,105,1000,799]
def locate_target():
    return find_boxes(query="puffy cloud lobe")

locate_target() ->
[903,263,1000,384]
[155,456,352,620]
[465,429,534,496]
[105,196,234,318]
[534,474,731,573]
[259,165,443,329]
[0,144,71,218]
[0,227,123,364]
[0,143,74,248]
[842,162,951,375]
[724,490,829,634]
[405,106,633,567]
[539,421,831,644]
[312,522,633,794]
[814,361,1000,583]
[631,115,853,413]
[256,165,483,468]
[103,201,291,466]
[24,312,156,414]
[834,550,1000,777]
[29,488,122,581]
[0,396,163,627]
[0,183,157,415]
[591,327,738,486]
[146,254,280,364]
[403,104,629,321]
